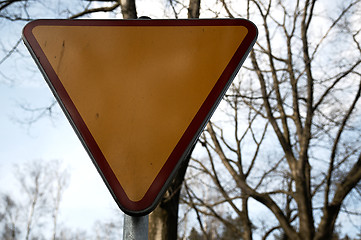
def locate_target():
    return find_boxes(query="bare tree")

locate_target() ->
[49,160,70,240]
[0,159,70,239]
[17,160,53,240]
[181,0,361,239]
[0,195,20,240]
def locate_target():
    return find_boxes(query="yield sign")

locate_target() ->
[22,19,257,216]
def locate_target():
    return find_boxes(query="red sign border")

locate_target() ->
[22,19,257,216]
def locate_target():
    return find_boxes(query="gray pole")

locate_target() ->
[123,214,149,240]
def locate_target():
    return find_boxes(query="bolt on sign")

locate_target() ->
[22,19,257,216]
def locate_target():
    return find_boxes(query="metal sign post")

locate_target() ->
[123,214,149,240]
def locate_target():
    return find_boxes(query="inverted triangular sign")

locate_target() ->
[22,19,257,216]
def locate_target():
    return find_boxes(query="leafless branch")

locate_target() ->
[69,2,120,19]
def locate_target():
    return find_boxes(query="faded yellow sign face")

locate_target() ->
[24,19,257,215]
[32,24,247,201]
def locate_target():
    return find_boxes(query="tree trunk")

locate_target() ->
[188,0,201,18]
[241,196,252,240]
[148,153,191,240]
[148,188,181,240]
[118,0,137,19]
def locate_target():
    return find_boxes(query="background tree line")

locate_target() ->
[1,0,360,239]
[0,159,126,240]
